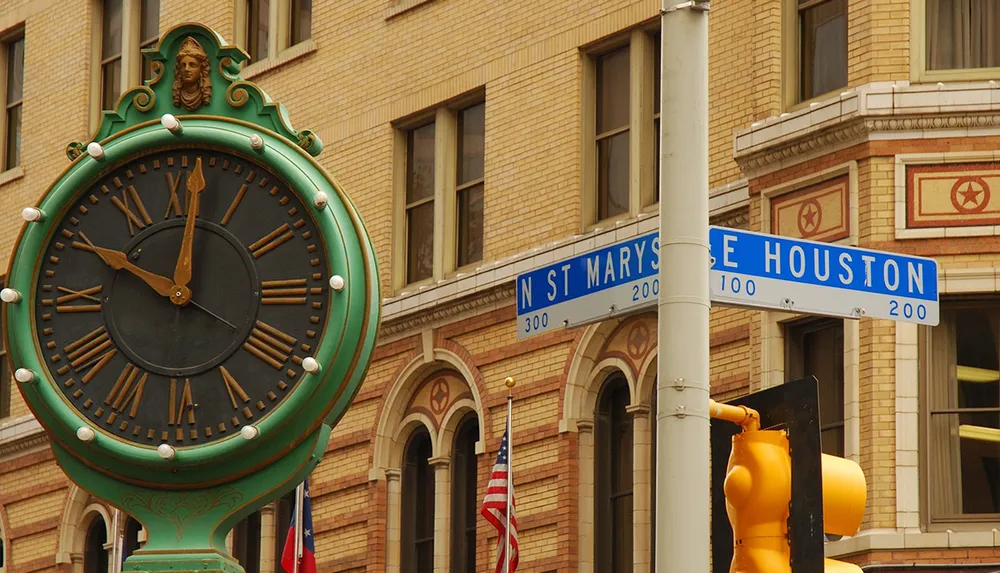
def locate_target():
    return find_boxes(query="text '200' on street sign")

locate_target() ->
[709,227,938,326]
[515,227,939,340]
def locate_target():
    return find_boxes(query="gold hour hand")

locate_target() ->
[73,232,175,298]
[173,157,205,290]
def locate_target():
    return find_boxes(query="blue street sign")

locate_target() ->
[708,226,939,326]
[515,226,939,340]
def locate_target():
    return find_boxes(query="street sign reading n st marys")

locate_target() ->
[515,226,939,340]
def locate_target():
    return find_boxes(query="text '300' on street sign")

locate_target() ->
[516,232,661,339]
[515,226,939,340]
[709,227,939,326]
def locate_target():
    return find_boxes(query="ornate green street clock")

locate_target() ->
[1,23,380,573]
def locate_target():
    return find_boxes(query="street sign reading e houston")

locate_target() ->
[516,226,938,340]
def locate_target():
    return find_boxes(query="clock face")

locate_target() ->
[32,147,331,447]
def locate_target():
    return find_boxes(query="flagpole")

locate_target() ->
[504,376,515,573]
[293,482,304,573]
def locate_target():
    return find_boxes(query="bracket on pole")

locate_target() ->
[662,0,711,13]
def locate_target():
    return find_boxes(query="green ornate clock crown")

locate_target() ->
[1,22,381,492]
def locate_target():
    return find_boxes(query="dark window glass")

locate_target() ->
[451,414,479,573]
[122,517,141,562]
[786,318,845,457]
[101,0,123,109]
[927,302,1000,518]
[5,33,23,171]
[405,122,435,283]
[231,511,261,573]
[401,427,434,573]
[926,0,1000,71]
[247,0,270,62]
[139,0,160,82]
[594,374,633,573]
[290,0,312,45]
[799,0,847,101]
[652,32,661,203]
[84,517,108,573]
[596,46,630,220]
[457,102,485,268]
[275,490,296,561]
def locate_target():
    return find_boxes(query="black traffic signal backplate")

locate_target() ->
[710,376,825,573]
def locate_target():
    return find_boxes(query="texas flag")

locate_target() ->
[280,480,316,573]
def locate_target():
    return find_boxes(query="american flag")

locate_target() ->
[480,425,519,573]
[280,480,316,573]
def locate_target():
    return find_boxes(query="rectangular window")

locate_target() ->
[925,301,1000,519]
[796,0,847,102]
[101,0,124,110]
[653,32,661,204]
[925,0,1000,71]
[405,122,436,284]
[0,348,9,419]
[786,318,845,457]
[4,33,24,172]
[289,0,312,45]
[139,0,160,82]
[456,102,484,268]
[596,46,630,221]
[246,0,270,62]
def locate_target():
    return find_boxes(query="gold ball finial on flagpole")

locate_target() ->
[504,376,516,389]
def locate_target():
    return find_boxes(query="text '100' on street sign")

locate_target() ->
[709,226,939,326]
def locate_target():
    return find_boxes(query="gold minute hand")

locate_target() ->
[173,157,205,289]
[74,232,175,298]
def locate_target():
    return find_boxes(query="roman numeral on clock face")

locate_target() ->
[53,285,103,313]
[249,224,294,258]
[261,279,307,304]
[220,366,250,409]
[168,378,196,426]
[105,363,147,419]
[64,326,117,383]
[163,172,185,218]
[244,321,297,369]
[111,185,153,236]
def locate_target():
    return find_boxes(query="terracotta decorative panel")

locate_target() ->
[769,174,850,242]
[907,163,1000,228]
[404,370,472,431]
[602,313,658,378]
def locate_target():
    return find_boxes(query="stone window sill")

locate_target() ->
[0,165,24,187]
[384,0,436,20]
[241,39,317,79]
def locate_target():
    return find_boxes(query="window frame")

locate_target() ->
[0,29,24,174]
[781,0,849,111]
[90,0,159,130]
[919,296,1000,528]
[594,373,634,573]
[450,413,479,573]
[581,24,659,230]
[784,316,847,457]
[234,0,313,67]
[400,426,435,573]
[909,0,1000,83]
[391,91,487,293]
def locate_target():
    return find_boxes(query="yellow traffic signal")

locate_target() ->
[714,399,868,573]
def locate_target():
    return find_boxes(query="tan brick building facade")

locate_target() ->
[2,1,1000,572]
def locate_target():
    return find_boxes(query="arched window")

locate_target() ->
[274,489,297,562]
[83,516,108,573]
[594,374,633,573]
[401,427,434,573]
[451,414,479,573]
[122,517,141,562]
[231,511,261,573]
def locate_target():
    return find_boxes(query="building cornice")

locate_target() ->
[0,415,48,460]
[734,81,1000,178]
